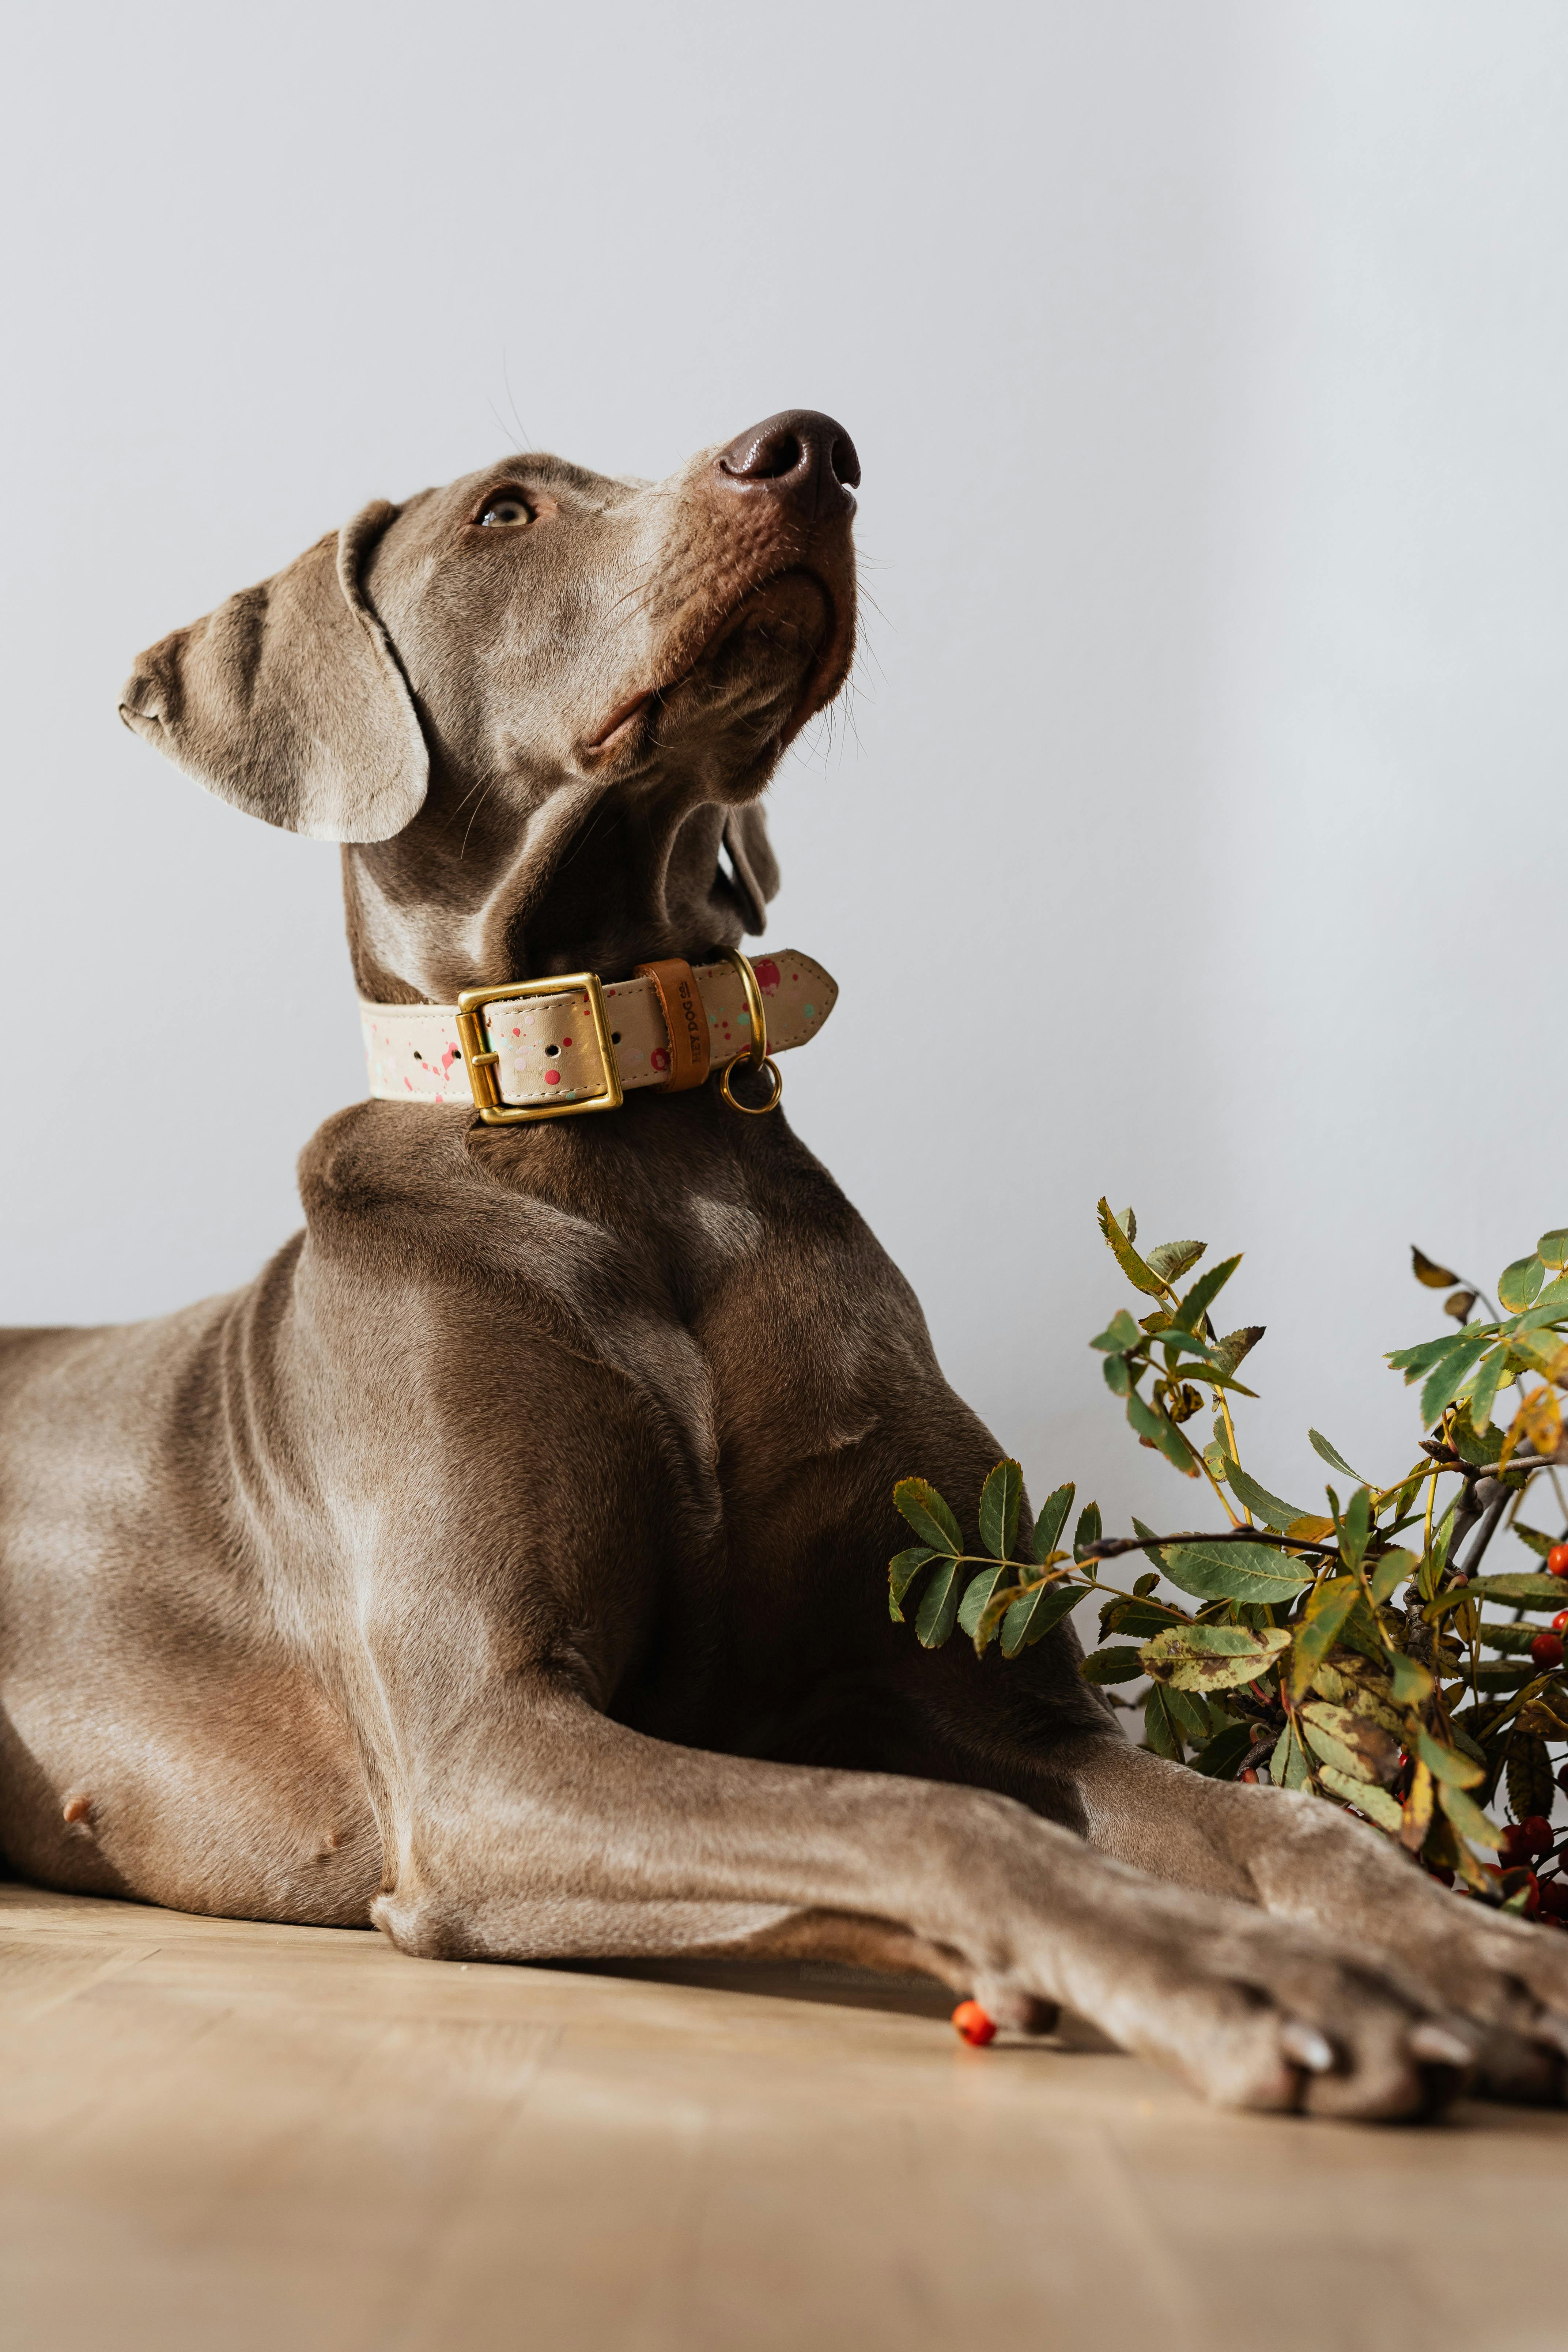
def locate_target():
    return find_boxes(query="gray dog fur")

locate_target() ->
[3,416,1567,2117]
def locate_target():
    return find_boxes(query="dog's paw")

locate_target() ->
[1231,1788,1568,2103]
[1144,1921,1470,2117]
[1042,1885,1470,2119]
[1382,1897,1568,2104]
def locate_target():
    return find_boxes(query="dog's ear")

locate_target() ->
[118,499,428,843]
[723,805,780,933]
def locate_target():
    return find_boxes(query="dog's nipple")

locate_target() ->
[62,1793,94,1826]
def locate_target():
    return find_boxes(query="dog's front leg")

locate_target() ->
[367,1677,1476,2116]
[1043,1730,1568,2100]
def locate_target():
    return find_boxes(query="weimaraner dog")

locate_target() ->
[4,411,1567,2117]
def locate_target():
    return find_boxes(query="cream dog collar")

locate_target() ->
[361,947,837,1125]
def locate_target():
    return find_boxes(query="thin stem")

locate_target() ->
[1080,1528,1338,1564]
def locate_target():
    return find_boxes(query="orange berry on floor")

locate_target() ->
[952,1999,996,2046]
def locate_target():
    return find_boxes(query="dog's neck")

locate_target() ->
[341,770,761,1007]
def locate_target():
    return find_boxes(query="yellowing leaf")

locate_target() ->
[1412,1246,1459,1289]
[1316,1768,1404,1832]
[1400,1758,1434,1853]
[1140,1624,1289,1693]
[1439,1780,1504,1851]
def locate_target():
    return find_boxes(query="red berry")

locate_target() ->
[1549,1544,1568,1577]
[951,1999,996,2047]
[1554,1609,1568,1633]
[1531,1632,1564,1669]
[1500,1823,1535,1866]
[1541,1879,1568,1920]
[1522,1814,1557,1858]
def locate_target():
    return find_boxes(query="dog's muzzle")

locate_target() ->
[361,947,837,1124]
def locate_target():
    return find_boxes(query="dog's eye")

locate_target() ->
[477,495,532,528]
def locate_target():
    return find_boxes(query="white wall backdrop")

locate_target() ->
[4,0,1565,1537]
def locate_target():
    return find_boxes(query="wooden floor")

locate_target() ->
[0,1886,1564,2352]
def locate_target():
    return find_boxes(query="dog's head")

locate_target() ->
[120,413,858,996]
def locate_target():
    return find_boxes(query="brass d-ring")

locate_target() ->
[720,1054,783,1114]
[716,947,783,1113]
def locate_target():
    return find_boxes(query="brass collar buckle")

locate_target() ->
[453,950,782,1126]
[454,973,623,1126]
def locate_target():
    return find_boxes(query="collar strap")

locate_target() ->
[360,947,838,1124]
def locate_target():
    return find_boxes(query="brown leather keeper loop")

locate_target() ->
[633,957,711,1091]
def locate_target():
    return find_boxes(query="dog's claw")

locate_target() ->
[1408,2021,1476,2071]
[1279,2019,1335,2073]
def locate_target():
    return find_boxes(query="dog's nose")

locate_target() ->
[715,411,860,522]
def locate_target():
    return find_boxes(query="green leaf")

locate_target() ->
[1481,1622,1540,1655]
[1537,1229,1568,1273]
[1191,1721,1255,1779]
[1472,1661,1539,1690]
[998,1578,1081,1659]
[1412,1246,1460,1289]
[1438,1779,1503,1850]
[1498,1255,1546,1314]
[956,1565,1008,1639]
[1338,1487,1373,1574]
[1096,1198,1167,1299]
[1510,1274,1568,1327]
[1286,1581,1359,1702]
[1308,1429,1366,1484]
[1101,1353,1131,1397]
[1080,1646,1145,1684]
[893,1479,961,1555]
[1152,1327,1221,1364]
[1511,1521,1558,1561]
[1220,1457,1306,1534]
[1416,1725,1484,1789]
[1420,1331,1495,1426]
[1072,1503,1103,1562]
[1090,1309,1143,1354]
[1389,1653,1433,1706]
[1144,1683,1184,1760]
[1387,1334,1465,1378]
[1101,1596,1186,1638]
[1164,1686,1216,1744]
[1467,1344,1508,1432]
[914,1559,962,1647]
[1145,1238,1207,1286]
[1368,1548,1416,1605]
[888,1545,937,1621]
[1269,1719,1312,1789]
[1126,1389,1198,1474]
[1032,1483,1076,1565]
[1470,1572,1568,1608]
[1316,1769,1404,1831]
[978,1459,1023,1562]
[1160,1540,1314,1607]
[1172,1254,1242,1332]
[1140,1623,1289,1692]
[1507,1731,1555,1821]
[1447,1402,1505,1465]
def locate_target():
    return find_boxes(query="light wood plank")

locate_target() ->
[1,1884,1566,2352]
